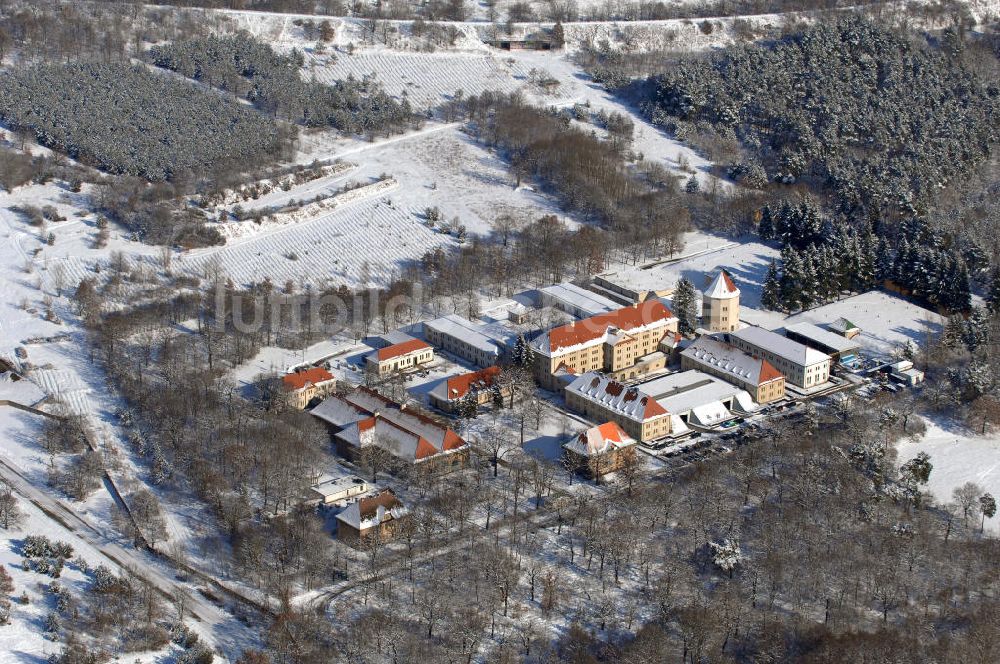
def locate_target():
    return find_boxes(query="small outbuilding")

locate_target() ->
[563,422,638,479]
[336,488,408,546]
[308,475,371,506]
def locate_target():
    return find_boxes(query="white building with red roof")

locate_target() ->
[429,366,509,413]
[281,366,336,409]
[566,369,758,441]
[311,388,468,467]
[365,338,433,376]
[681,336,785,403]
[564,373,672,442]
[563,421,638,479]
[701,270,741,332]
[530,300,678,389]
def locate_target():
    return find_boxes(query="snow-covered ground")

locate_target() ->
[598,229,943,355]
[0,183,266,659]
[180,119,579,288]
[179,194,454,289]
[599,232,770,301]
[0,485,151,662]
[304,50,553,111]
[896,418,1000,533]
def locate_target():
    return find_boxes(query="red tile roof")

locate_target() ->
[282,367,334,391]
[358,489,404,521]
[442,430,466,451]
[643,396,668,418]
[554,362,577,375]
[377,338,431,362]
[343,388,468,461]
[722,271,738,293]
[758,359,784,383]
[594,421,628,444]
[548,301,674,353]
[567,421,638,456]
[444,366,501,401]
[415,438,438,460]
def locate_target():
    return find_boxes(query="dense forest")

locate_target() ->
[648,17,997,222]
[0,63,288,182]
[641,16,999,313]
[149,35,414,137]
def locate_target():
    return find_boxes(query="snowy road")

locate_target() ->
[0,449,262,657]
[0,455,215,620]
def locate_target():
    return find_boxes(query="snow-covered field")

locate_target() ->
[600,233,771,302]
[179,195,454,289]
[896,418,1000,533]
[305,50,552,111]
[184,119,585,288]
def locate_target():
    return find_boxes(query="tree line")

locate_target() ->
[148,34,414,138]
[758,198,972,313]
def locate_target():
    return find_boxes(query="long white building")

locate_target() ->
[538,283,618,319]
[423,314,514,368]
[727,326,832,389]
[564,369,756,441]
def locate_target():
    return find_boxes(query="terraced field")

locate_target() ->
[178,196,456,289]
[304,51,556,110]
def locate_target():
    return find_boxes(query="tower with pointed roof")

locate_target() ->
[701,270,740,332]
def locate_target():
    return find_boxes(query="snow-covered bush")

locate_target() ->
[709,538,743,576]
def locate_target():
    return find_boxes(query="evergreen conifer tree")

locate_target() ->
[780,248,803,311]
[512,334,532,369]
[761,260,782,311]
[672,279,700,335]
[758,205,774,240]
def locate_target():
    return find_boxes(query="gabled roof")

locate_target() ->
[682,336,783,386]
[564,421,637,457]
[660,331,683,348]
[565,372,671,423]
[376,338,431,362]
[310,397,368,428]
[430,366,501,403]
[704,270,740,299]
[784,322,861,354]
[638,370,757,419]
[534,300,676,357]
[828,317,860,333]
[282,367,334,391]
[538,282,618,316]
[423,314,511,355]
[336,488,407,530]
[730,326,831,367]
[315,388,468,463]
